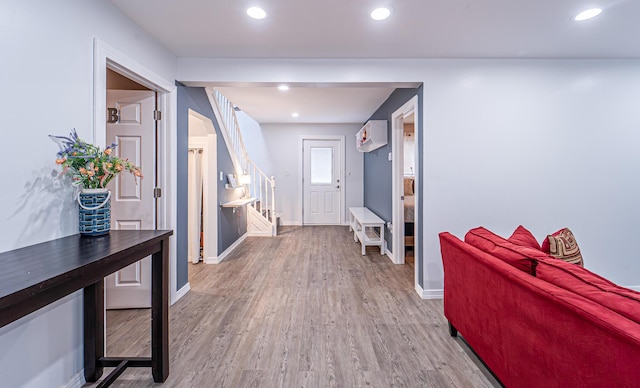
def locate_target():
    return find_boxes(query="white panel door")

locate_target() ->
[303,139,341,225]
[105,90,156,309]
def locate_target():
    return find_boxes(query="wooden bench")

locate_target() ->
[348,207,386,255]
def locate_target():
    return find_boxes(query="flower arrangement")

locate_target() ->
[50,129,142,189]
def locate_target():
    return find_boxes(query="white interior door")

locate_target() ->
[303,139,341,225]
[105,89,156,309]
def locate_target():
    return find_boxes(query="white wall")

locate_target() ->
[260,124,364,225]
[236,111,274,176]
[421,60,640,291]
[178,58,640,292]
[0,1,176,386]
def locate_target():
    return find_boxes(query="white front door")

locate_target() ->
[303,139,341,225]
[105,90,156,309]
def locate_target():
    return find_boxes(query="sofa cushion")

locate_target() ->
[465,227,551,275]
[507,225,541,250]
[541,228,584,267]
[536,258,640,324]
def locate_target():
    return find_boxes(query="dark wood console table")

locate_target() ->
[0,230,173,387]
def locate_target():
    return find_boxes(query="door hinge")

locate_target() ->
[153,110,162,121]
[153,187,162,198]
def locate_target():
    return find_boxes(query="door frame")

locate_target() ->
[187,109,218,264]
[298,135,346,225]
[391,96,420,285]
[93,38,180,303]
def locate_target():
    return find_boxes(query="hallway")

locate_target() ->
[98,226,496,387]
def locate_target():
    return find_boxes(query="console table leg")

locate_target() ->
[84,280,104,382]
[151,240,169,382]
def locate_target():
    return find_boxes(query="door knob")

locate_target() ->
[335,185,340,189]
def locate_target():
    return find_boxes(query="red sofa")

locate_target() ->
[439,227,640,388]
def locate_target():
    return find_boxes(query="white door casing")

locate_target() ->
[302,139,342,225]
[392,96,420,290]
[105,89,156,309]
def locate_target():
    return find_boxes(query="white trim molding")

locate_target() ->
[386,247,394,262]
[415,283,443,299]
[205,233,248,264]
[173,282,191,305]
[280,221,302,226]
[204,255,223,265]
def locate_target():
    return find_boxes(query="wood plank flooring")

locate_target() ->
[88,226,497,387]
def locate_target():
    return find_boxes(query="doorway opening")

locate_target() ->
[187,109,218,265]
[94,39,176,359]
[105,76,156,310]
[402,115,416,266]
[391,96,420,289]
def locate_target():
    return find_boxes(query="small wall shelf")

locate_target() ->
[220,197,257,208]
[356,120,388,152]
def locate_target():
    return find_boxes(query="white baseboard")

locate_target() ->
[247,230,274,237]
[204,255,222,264]
[205,233,248,264]
[280,221,302,226]
[173,282,191,304]
[415,283,444,299]
[64,371,85,388]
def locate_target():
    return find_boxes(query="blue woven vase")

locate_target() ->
[78,189,111,236]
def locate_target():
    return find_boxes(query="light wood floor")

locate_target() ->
[88,226,497,387]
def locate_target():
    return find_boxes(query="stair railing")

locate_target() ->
[246,160,277,229]
[207,88,277,235]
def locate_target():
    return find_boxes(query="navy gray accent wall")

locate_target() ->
[363,87,423,285]
[218,148,248,254]
[176,83,247,290]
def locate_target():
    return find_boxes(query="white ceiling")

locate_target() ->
[209,84,404,124]
[110,0,639,59]
[110,0,640,124]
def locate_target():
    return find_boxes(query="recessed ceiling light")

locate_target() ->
[291,112,300,118]
[278,84,290,91]
[371,7,392,21]
[246,7,266,20]
[575,8,602,21]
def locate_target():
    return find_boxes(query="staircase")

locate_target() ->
[206,88,278,236]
